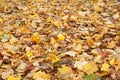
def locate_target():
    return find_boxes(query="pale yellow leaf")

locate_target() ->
[33,71,50,80]
[58,65,72,74]
[53,21,60,27]
[101,63,110,72]
[83,62,98,74]
[107,41,115,48]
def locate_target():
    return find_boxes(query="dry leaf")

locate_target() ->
[83,62,98,74]
[113,13,119,19]
[101,63,110,72]
[53,21,61,27]
[33,71,50,80]
[46,53,60,64]
[57,33,65,41]
[26,50,33,58]
[31,32,40,43]
[7,75,20,80]
[74,61,88,70]
[110,58,116,65]
[58,65,72,74]
[107,41,116,48]
[63,51,76,57]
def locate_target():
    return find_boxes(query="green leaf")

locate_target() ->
[82,74,98,80]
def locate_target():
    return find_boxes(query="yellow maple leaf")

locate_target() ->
[110,58,116,65]
[107,41,115,48]
[50,37,56,44]
[7,75,20,80]
[83,62,98,74]
[71,15,77,21]
[94,4,103,13]
[115,58,120,70]
[101,63,110,72]
[33,71,50,80]
[18,27,30,34]
[46,18,52,22]
[0,18,3,22]
[73,44,82,52]
[46,53,60,64]
[53,21,61,27]
[106,24,115,28]
[26,50,33,58]
[58,65,72,74]
[31,32,40,43]
[57,33,65,41]
[9,37,18,44]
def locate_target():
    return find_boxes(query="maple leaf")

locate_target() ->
[58,65,72,74]
[33,71,50,80]
[57,33,65,41]
[7,75,20,80]
[110,58,116,65]
[63,51,76,57]
[53,21,61,27]
[46,53,60,64]
[74,61,88,70]
[107,41,116,48]
[31,32,40,43]
[101,63,110,72]
[83,62,98,74]
[70,15,77,21]
[26,50,33,58]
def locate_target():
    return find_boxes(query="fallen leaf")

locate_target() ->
[58,65,72,74]
[94,4,103,12]
[46,53,60,64]
[107,41,116,48]
[101,52,109,58]
[74,61,88,70]
[63,51,76,57]
[83,62,98,74]
[101,62,110,72]
[110,58,116,65]
[73,44,82,52]
[26,50,33,58]
[71,15,77,21]
[57,33,65,41]
[53,21,61,27]
[33,71,50,80]
[31,32,40,43]
[9,36,18,44]
[113,13,119,19]
[7,75,20,80]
